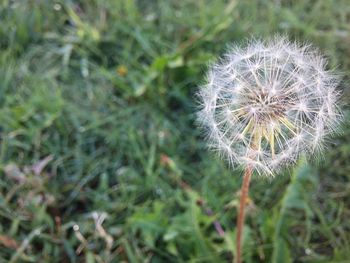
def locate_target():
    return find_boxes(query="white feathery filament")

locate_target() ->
[197,36,342,176]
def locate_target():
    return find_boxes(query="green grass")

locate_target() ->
[0,0,350,262]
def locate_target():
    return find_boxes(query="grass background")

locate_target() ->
[0,0,350,262]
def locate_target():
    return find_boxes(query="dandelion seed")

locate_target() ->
[196,36,342,176]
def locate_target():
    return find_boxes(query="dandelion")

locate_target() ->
[196,36,342,263]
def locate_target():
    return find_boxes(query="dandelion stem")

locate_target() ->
[236,166,252,263]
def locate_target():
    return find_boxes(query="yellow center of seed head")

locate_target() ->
[237,91,296,158]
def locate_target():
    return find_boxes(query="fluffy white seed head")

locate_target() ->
[197,36,343,176]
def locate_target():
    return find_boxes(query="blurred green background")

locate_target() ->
[0,0,349,262]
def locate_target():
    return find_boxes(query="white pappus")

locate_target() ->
[196,36,343,176]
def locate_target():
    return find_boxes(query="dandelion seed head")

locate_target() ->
[196,36,343,176]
